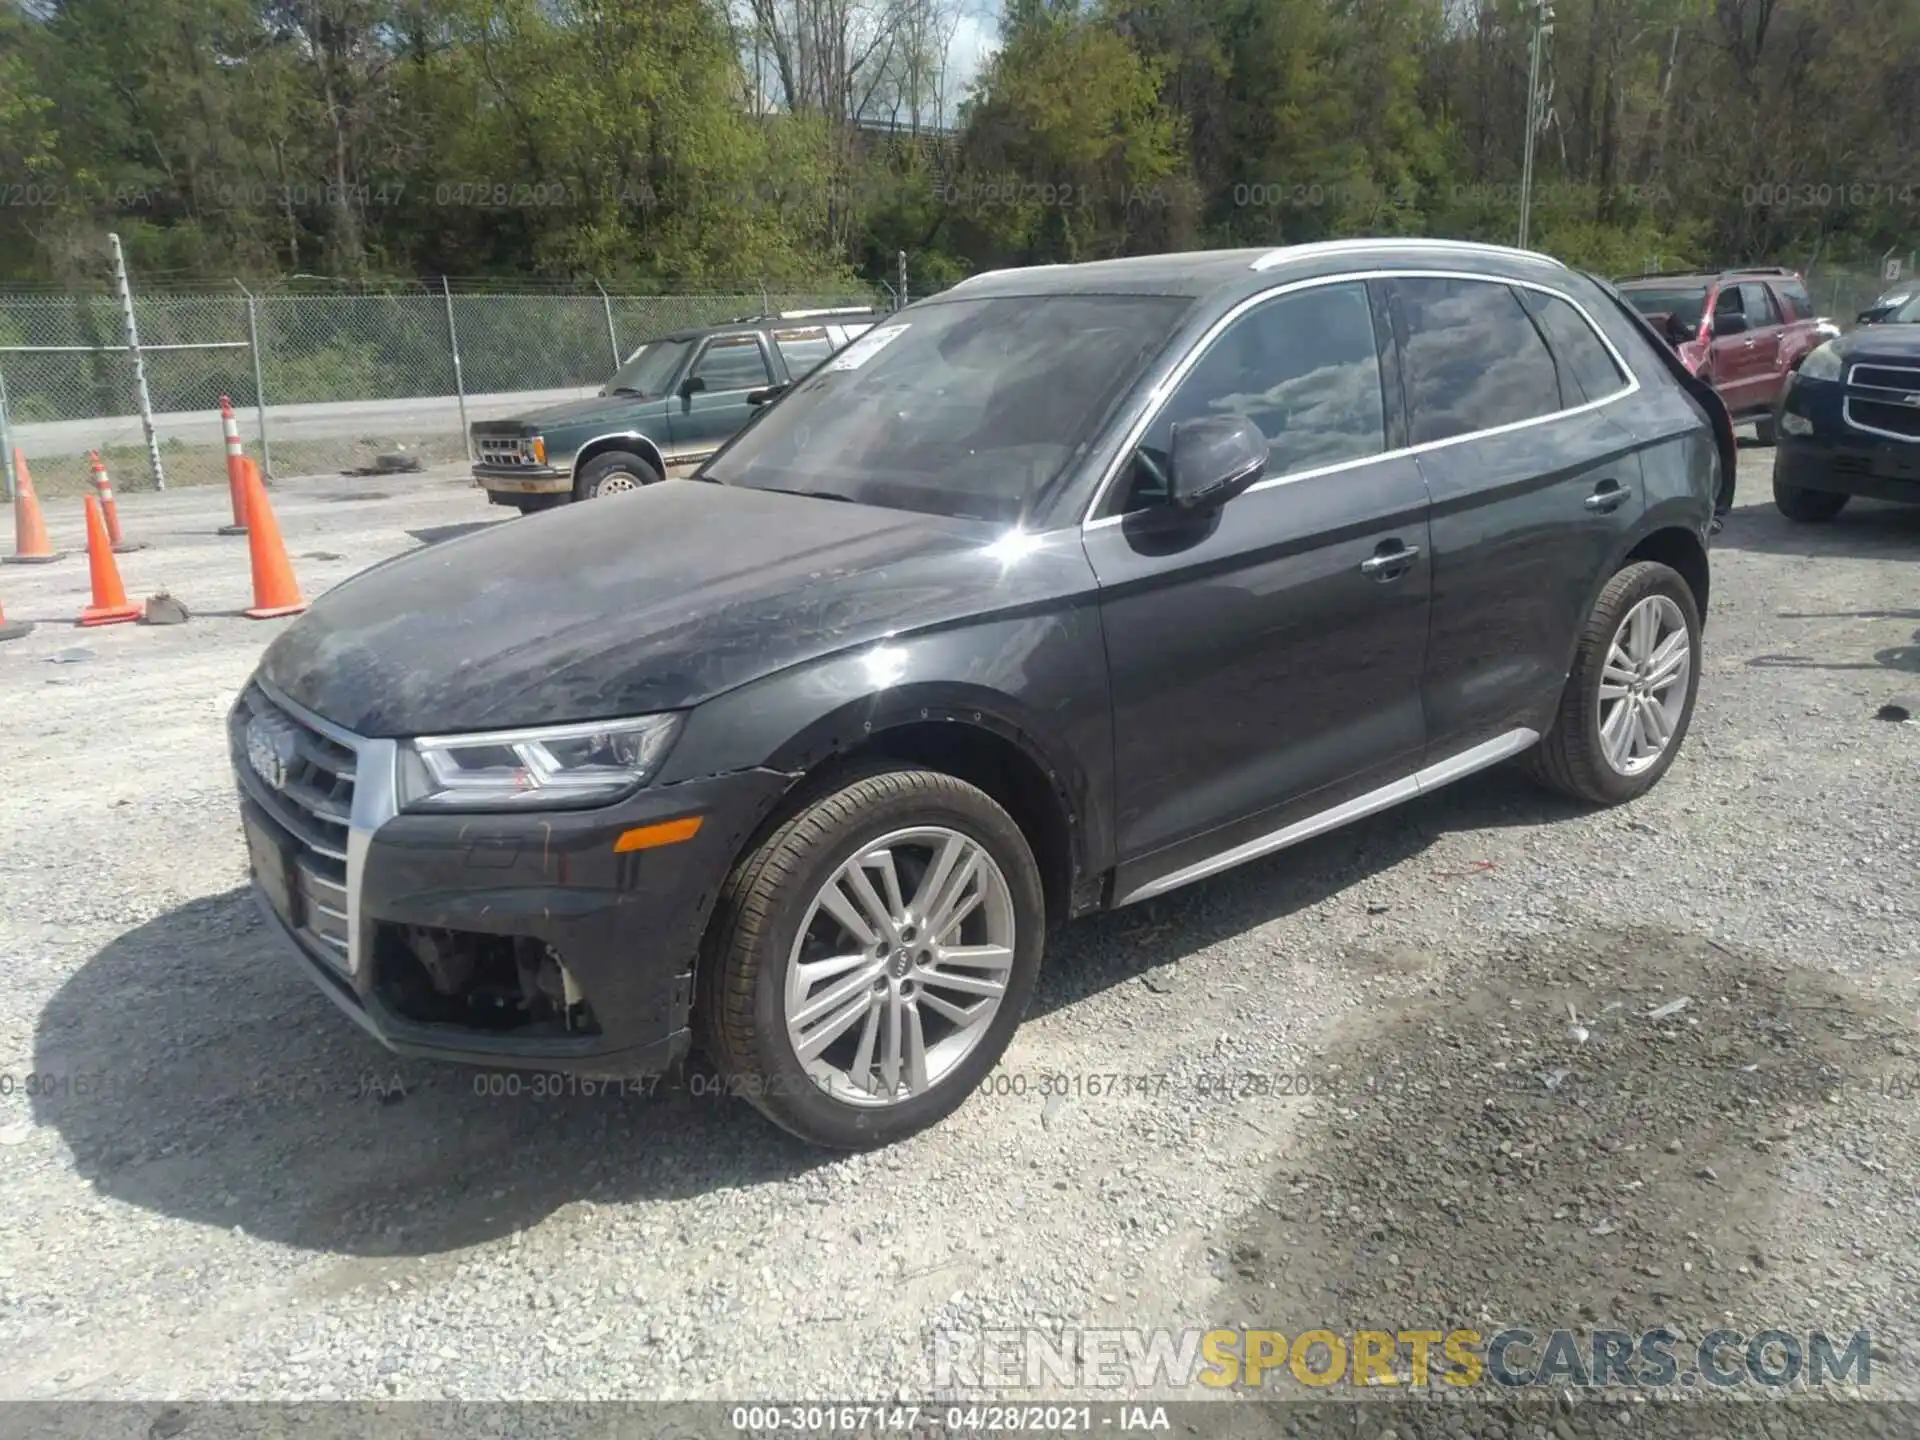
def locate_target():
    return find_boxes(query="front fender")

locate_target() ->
[656,602,1117,879]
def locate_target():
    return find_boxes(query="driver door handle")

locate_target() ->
[1359,542,1420,579]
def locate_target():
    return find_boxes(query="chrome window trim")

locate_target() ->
[1080,268,1641,531]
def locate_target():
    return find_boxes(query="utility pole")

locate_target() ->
[1517,0,1554,251]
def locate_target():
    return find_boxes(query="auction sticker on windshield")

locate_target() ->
[826,323,908,371]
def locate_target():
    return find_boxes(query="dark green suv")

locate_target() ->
[470,308,882,513]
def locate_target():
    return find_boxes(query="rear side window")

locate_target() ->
[1738,282,1781,326]
[1391,277,1564,443]
[1519,289,1631,405]
[692,336,772,392]
[771,327,833,376]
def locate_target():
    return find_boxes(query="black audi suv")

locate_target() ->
[231,238,1731,1149]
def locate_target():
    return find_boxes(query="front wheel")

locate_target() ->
[574,450,662,501]
[1772,473,1849,522]
[1524,561,1702,806]
[699,767,1045,1149]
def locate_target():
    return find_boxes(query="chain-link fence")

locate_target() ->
[1801,256,1916,328]
[0,279,888,499]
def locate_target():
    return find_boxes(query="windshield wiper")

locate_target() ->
[764,486,858,505]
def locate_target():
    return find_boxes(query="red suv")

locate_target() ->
[1616,268,1838,443]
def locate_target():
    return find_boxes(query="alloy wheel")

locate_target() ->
[1597,594,1692,776]
[783,826,1016,1106]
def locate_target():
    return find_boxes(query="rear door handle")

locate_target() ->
[1585,481,1627,514]
[1359,542,1421,579]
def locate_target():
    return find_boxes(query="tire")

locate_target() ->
[1772,472,1849,522]
[511,494,566,516]
[699,765,1045,1150]
[1752,413,1777,446]
[1524,561,1702,806]
[573,450,661,501]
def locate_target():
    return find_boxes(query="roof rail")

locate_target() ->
[1250,237,1563,272]
[776,305,882,318]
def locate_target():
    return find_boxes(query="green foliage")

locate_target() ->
[0,0,1913,290]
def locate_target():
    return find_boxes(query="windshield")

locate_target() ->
[1622,285,1709,331]
[607,339,693,397]
[702,293,1191,524]
[1886,293,1920,323]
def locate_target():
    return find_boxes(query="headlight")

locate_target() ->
[399,714,681,812]
[1797,341,1843,383]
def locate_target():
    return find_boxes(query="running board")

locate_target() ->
[1115,727,1540,906]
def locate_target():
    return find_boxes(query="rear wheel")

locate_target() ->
[1752,413,1777,446]
[1772,472,1849,522]
[1524,561,1701,806]
[699,766,1045,1150]
[574,450,661,501]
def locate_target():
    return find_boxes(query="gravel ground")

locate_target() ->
[1,448,1917,1427]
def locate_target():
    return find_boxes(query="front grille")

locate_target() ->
[1844,397,1920,441]
[1843,360,1920,442]
[1848,362,1920,393]
[234,684,359,973]
[477,436,534,466]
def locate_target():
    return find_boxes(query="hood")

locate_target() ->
[258,482,1090,737]
[1833,322,1920,359]
[473,392,665,434]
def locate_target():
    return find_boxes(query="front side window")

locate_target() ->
[692,336,772,392]
[608,339,692,398]
[1122,281,1386,509]
[703,293,1192,524]
[1775,279,1814,320]
[1393,277,1563,443]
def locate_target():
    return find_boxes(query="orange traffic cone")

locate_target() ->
[218,396,250,535]
[78,494,143,626]
[0,595,31,641]
[90,452,147,554]
[240,460,306,619]
[5,449,62,564]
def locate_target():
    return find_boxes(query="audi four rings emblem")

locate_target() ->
[246,714,296,792]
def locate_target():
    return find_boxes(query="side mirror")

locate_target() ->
[680,374,707,399]
[1167,415,1268,511]
[747,383,789,407]
[1711,310,1748,338]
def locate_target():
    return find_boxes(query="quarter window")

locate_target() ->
[772,327,833,377]
[1775,279,1813,320]
[1393,277,1564,443]
[1125,281,1386,508]
[692,336,772,392]
[1519,289,1631,405]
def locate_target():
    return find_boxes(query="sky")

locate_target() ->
[943,2,1000,120]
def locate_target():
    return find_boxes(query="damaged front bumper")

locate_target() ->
[231,679,793,1074]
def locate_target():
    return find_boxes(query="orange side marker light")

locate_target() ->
[613,815,704,853]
